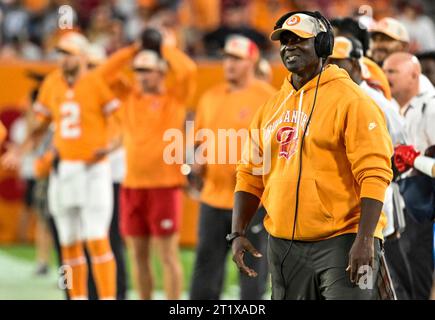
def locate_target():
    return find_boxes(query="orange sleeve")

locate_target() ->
[163,45,198,106]
[344,98,393,202]
[235,105,266,200]
[0,121,6,144]
[95,44,138,93]
[93,75,121,116]
[363,57,392,100]
[33,75,53,122]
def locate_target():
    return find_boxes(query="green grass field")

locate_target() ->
[0,245,244,300]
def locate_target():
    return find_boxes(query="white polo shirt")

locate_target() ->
[401,91,435,153]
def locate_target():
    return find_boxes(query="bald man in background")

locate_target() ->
[383,52,435,300]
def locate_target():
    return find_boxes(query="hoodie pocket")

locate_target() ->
[265,177,334,239]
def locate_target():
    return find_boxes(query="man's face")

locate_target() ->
[383,59,411,98]
[370,33,406,66]
[279,32,319,74]
[420,58,435,86]
[134,69,163,93]
[223,54,253,84]
[58,50,81,75]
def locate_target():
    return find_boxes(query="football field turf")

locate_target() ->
[0,245,245,300]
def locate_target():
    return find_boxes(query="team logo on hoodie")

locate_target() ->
[276,126,298,159]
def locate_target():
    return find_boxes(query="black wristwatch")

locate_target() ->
[225,232,244,245]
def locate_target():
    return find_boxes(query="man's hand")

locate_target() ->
[1,143,22,170]
[347,235,374,284]
[188,163,206,192]
[394,144,420,173]
[231,236,262,278]
[89,147,112,165]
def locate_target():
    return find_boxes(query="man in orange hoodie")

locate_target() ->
[229,11,393,300]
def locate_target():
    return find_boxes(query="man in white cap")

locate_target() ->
[230,11,394,300]
[370,17,434,94]
[99,30,197,300]
[369,17,410,67]
[189,34,276,300]
[2,31,121,300]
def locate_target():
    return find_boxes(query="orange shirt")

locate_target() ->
[363,57,392,100]
[195,80,276,209]
[118,89,186,188]
[34,70,119,162]
[0,121,6,144]
[111,46,197,188]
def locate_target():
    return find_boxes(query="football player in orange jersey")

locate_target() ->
[1,32,123,300]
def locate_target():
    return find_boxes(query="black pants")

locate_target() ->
[384,212,434,300]
[401,212,434,299]
[268,233,382,300]
[190,203,269,300]
[384,236,414,299]
[87,183,128,300]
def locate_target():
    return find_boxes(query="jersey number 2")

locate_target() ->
[60,102,81,138]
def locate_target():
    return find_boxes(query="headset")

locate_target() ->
[274,11,334,298]
[273,10,334,60]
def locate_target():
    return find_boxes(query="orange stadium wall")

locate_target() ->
[0,59,287,246]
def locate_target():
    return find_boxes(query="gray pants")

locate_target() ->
[190,203,269,300]
[268,233,382,300]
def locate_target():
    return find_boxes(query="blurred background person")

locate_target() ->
[369,17,434,94]
[416,51,435,85]
[383,52,435,300]
[397,0,435,53]
[331,16,392,100]
[203,0,269,58]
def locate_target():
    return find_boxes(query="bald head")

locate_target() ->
[383,52,421,106]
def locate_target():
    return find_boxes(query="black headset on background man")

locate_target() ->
[274,10,335,60]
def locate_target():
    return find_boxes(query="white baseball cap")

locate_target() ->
[56,32,89,55]
[370,17,410,43]
[270,13,327,41]
[224,35,259,61]
[133,50,167,72]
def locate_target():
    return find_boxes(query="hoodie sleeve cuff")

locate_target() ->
[235,171,264,200]
[360,177,389,202]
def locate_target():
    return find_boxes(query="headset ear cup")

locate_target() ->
[314,32,329,59]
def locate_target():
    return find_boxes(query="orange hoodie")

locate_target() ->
[235,64,393,241]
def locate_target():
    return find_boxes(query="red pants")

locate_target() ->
[120,186,182,237]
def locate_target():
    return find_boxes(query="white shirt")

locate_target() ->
[419,74,434,95]
[109,147,126,183]
[401,91,435,153]
[360,81,407,145]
